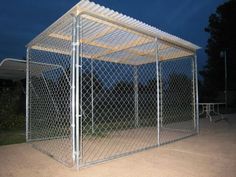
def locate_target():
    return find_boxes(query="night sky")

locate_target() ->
[0,0,226,69]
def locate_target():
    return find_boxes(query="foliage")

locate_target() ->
[0,129,25,145]
[0,80,25,130]
[200,0,236,102]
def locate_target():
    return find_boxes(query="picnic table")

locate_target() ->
[199,103,225,122]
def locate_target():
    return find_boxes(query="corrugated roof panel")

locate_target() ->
[27,0,200,65]
[95,29,140,47]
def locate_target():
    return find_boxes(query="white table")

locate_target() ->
[199,103,225,122]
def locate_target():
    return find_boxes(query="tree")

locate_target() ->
[0,79,25,129]
[200,0,236,102]
[163,73,192,104]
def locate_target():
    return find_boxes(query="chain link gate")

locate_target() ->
[159,57,197,145]
[26,1,199,168]
[26,16,74,166]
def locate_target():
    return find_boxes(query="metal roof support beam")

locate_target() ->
[93,39,154,59]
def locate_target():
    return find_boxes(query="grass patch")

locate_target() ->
[0,129,25,146]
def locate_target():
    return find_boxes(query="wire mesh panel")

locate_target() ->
[27,17,74,166]
[79,15,158,167]
[80,60,158,166]
[159,57,197,145]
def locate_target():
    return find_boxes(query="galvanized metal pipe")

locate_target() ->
[134,66,139,127]
[159,62,163,128]
[75,15,81,169]
[155,38,160,146]
[91,59,94,133]
[71,15,77,163]
[26,48,29,142]
[194,54,199,134]
[191,55,197,130]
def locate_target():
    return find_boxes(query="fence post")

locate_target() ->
[192,55,196,130]
[76,14,82,169]
[159,62,163,128]
[194,54,199,134]
[71,14,77,166]
[91,60,94,133]
[26,48,29,142]
[155,38,160,146]
[134,66,139,127]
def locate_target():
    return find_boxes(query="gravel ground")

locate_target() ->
[0,114,235,177]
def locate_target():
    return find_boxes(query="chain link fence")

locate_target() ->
[159,57,197,145]
[27,12,198,168]
[27,17,74,165]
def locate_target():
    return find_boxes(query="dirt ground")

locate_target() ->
[0,114,236,177]
[30,122,194,166]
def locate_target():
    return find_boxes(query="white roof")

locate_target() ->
[0,58,62,81]
[0,58,26,80]
[27,0,200,65]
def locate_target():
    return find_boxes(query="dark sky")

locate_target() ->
[0,0,225,69]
